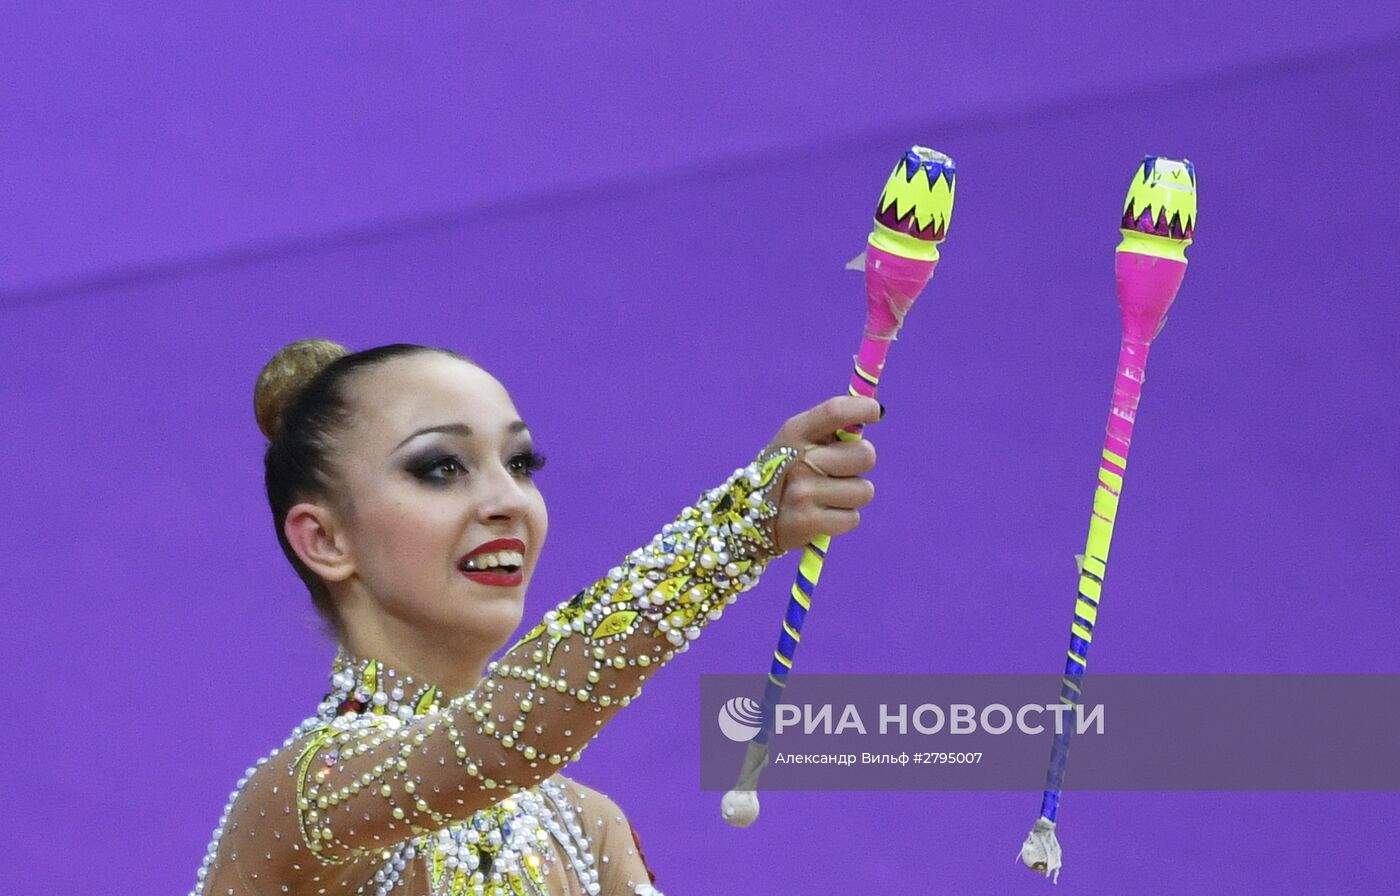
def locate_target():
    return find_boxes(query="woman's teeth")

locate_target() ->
[461,550,525,571]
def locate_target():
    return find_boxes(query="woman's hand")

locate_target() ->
[764,395,881,553]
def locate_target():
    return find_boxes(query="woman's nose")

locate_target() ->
[474,462,531,521]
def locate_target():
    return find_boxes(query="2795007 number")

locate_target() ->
[912,752,982,764]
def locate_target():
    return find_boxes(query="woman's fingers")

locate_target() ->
[783,470,875,511]
[771,395,881,448]
[776,506,863,546]
[815,508,862,538]
[816,476,876,511]
[801,440,876,479]
[766,395,883,552]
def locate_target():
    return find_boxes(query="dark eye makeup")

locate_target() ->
[406,448,546,484]
[508,449,548,477]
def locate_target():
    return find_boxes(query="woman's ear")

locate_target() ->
[284,501,355,582]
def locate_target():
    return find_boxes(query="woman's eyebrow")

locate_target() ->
[393,420,529,452]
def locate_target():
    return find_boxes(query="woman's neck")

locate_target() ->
[339,617,495,698]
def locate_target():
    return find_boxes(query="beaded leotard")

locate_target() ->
[191,446,797,896]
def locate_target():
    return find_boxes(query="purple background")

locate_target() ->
[4,5,1397,894]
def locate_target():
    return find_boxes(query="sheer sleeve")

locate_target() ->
[544,776,659,896]
[288,445,798,865]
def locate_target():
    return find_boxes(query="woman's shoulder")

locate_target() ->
[543,772,636,834]
[543,774,658,892]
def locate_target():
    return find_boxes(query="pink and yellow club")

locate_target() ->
[723,146,956,827]
[1019,156,1198,881]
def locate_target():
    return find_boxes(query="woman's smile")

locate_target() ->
[457,537,527,586]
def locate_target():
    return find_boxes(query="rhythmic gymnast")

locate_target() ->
[190,338,880,896]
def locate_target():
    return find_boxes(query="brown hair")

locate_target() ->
[253,339,473,626]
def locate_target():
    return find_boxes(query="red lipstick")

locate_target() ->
[457,538,526,587]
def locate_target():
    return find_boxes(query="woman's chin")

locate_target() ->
[440,595,526,640]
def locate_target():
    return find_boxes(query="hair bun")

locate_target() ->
[254,338,349,440]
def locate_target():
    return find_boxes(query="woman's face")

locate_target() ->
[323,353,548,650]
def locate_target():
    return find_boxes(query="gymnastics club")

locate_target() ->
[1018,156,1198,881]
[722,146,956,827]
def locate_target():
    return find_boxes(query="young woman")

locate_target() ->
[191,338,880,896]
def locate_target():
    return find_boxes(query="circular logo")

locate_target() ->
[717,696,765,742]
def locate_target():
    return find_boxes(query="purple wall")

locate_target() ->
[3,6,1397,894]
